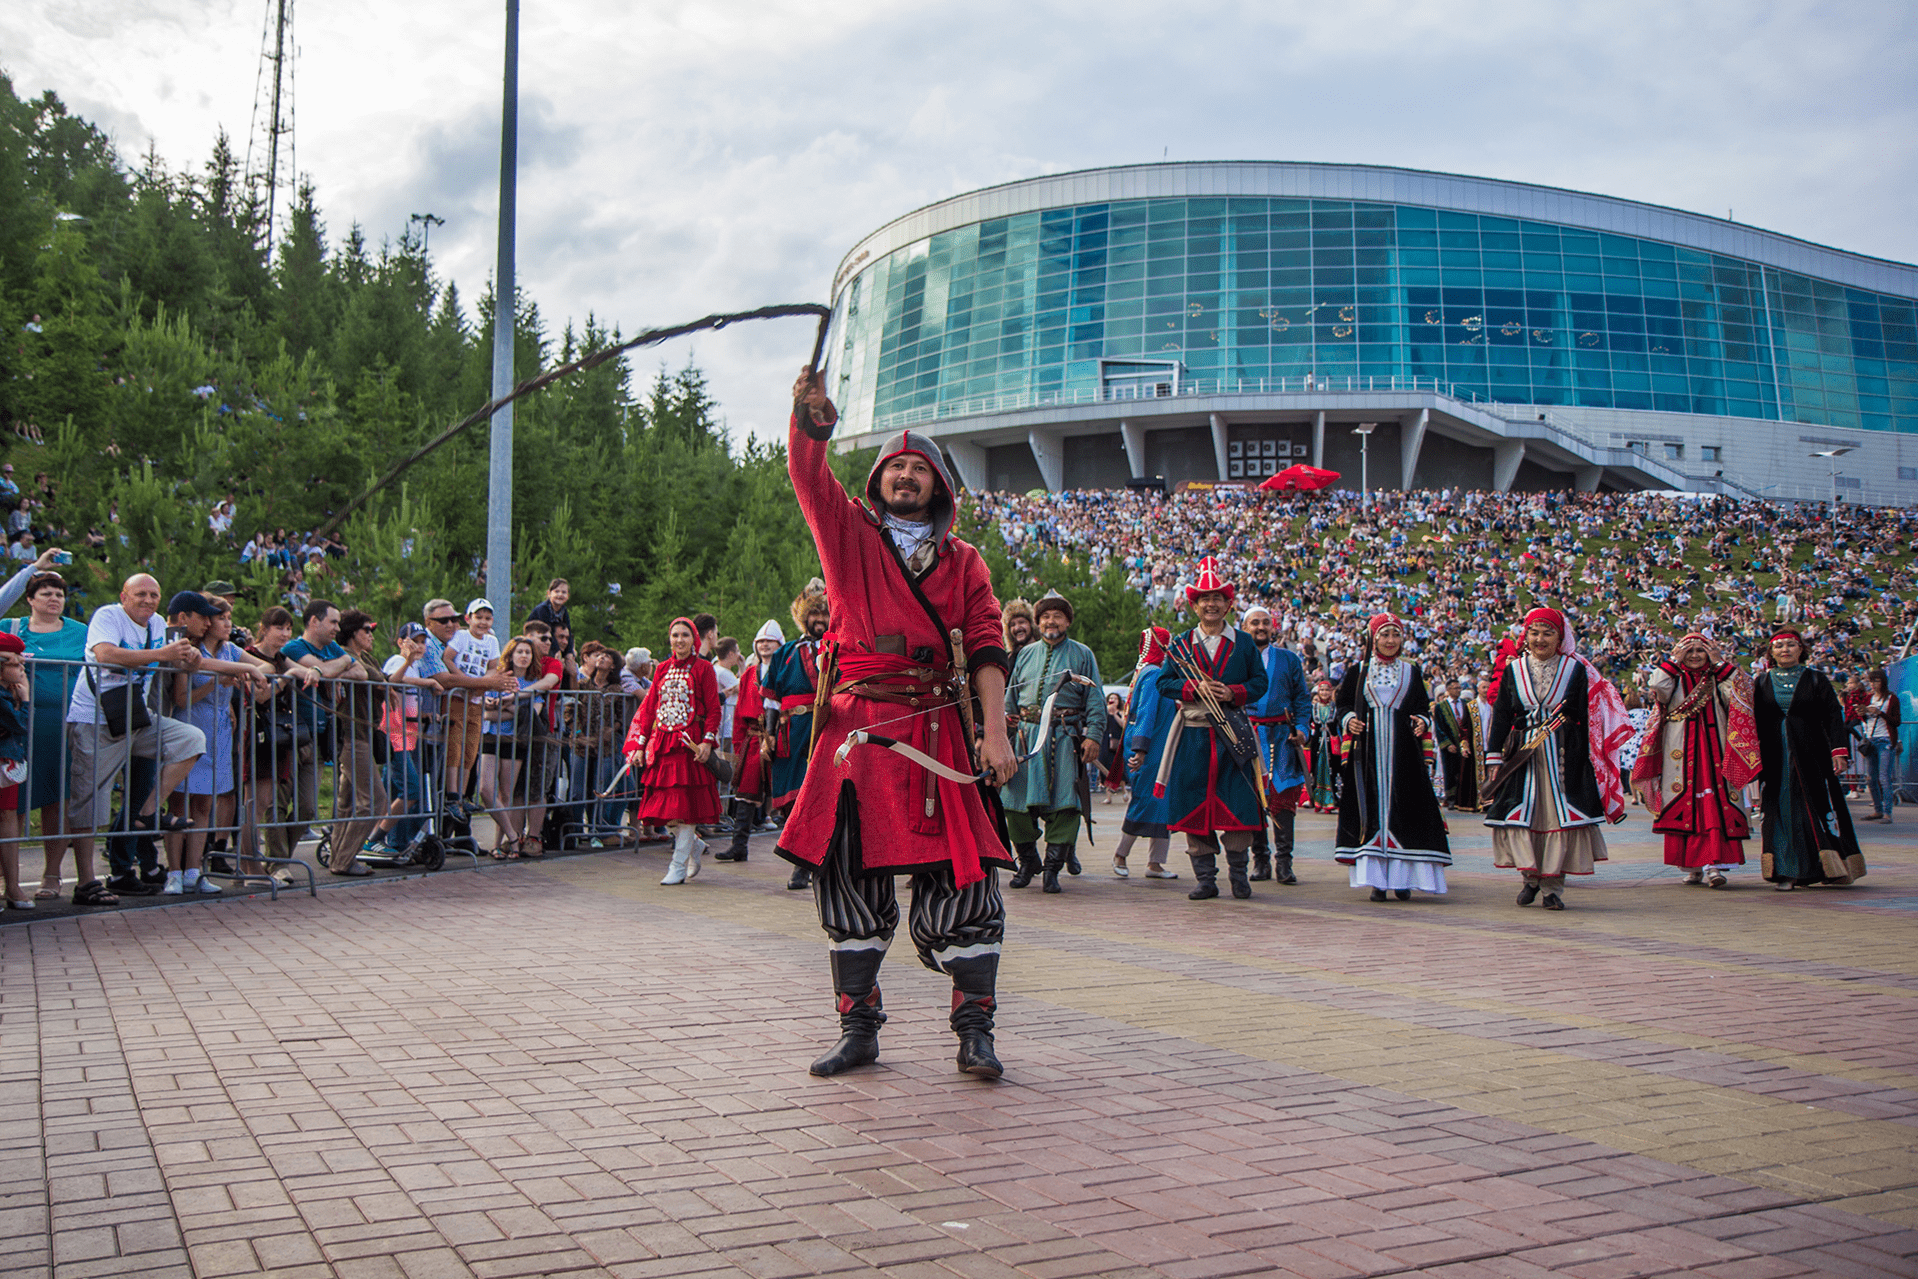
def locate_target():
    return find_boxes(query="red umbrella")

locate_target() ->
[1259,464,1341,492]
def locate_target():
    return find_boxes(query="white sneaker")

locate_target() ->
[196,876,223,894]
[162,871,185,895]
[660,857,688,886]
[687,839,707,880]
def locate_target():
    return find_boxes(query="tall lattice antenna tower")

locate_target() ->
[244,0,297,256]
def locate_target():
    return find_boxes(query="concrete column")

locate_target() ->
[1208,413,1230,482]
[1573,465,1602,492]
[1493,439,1527,492]
[1027,429,1063,493]
[1400,408,1428,491]
[1119,420,1145,479]
[1311,410,1326,468]
[946,439,987,492]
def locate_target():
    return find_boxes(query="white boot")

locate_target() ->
[687,834,707,880]
[660,826,691,885]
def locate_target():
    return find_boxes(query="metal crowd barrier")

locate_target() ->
[0,653,652,904]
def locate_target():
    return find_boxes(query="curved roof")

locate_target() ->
[831,161,1918,301]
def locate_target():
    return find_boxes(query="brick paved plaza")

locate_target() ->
[4,807,1916,1279]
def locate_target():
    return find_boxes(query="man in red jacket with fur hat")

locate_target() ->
[781,369,1019,1079]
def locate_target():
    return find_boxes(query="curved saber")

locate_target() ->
[833,672,1100,780]
[834,731,983,784]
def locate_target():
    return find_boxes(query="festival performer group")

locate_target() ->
[607,368,1881,1083]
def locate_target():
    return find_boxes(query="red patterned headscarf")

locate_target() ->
[1137,625,1171,667]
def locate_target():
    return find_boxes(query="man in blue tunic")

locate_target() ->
[1155,559,1269,900]
[763,578,830,890]
[1241,605,1311,885]
[1002,592,1104,893]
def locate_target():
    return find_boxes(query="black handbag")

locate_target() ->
[88,670,153,739]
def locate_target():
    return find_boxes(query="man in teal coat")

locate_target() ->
[1001,592,1103,893]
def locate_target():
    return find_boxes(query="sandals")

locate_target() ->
[72,879,120,906]
[34,884,59,900]
[518,835,545,860]
[491,846,519,861]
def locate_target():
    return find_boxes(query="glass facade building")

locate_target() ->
[831,175,1918,438]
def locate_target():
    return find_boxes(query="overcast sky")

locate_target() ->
[6,1,1916,443]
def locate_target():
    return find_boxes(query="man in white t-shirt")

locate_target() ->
[713,636,742,744]
[63,574,211,906]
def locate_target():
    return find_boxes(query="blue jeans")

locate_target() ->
[383,745,430,846]
[569,752,630,835]
[1862,737,1898,814]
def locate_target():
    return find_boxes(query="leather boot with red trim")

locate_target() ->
[951,991,1002,1078]
[809,988,885,1076]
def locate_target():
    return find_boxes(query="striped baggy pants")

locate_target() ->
[813,850,1004,1003]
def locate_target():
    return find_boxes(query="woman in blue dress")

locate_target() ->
[167,602,262,894]
[1,569,88,899]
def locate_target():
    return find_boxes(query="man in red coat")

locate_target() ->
[781,369,1018,1079]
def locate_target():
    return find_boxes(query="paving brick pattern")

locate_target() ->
[2,807,1915,1278]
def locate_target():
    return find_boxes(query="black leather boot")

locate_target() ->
[1273,810,1298,884]
[719,801,752,861]
[809,989,885,1076]
[787,863,813,891]
[1007,842,1041,889]
[1065,844,1081,876]
[1041,843,1070,894]
[951,992,1002,1078]
[1227,848,1253,899]
[1188,852,1219,900]
[1250,851,1272,881]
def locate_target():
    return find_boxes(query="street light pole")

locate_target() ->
[1354,421,1377,510]
[486,0,520,624]
[1810,446,1853,509]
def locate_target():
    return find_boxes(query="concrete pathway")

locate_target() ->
[3,806,1915,1278]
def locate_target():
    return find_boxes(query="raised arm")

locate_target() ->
[786,368,862,558]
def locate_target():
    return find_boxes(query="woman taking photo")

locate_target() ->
[624,617,721,885]
[1858,668,1902,824]
[1,569,86,899]
[166,599,266,893]
[479,636,548,859]
[1756,630,1866,888]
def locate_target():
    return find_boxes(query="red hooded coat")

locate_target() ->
[777,410,1012,885]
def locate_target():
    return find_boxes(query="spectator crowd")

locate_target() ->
[1,481,1913,914]
[974,485,1918,691]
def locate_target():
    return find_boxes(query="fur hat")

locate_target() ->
[1002,597,1034,648]
[790,577,829,630]
[1032,591,1074,626]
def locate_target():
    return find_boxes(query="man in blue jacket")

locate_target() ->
[1242,605,1311,884]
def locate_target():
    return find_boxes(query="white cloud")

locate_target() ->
[2,0,1914,444]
